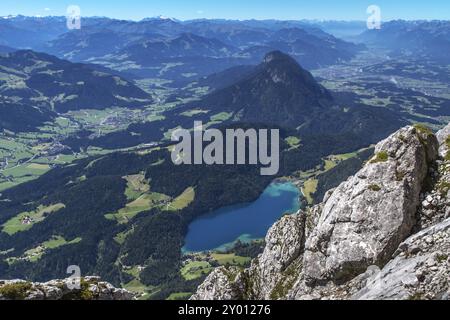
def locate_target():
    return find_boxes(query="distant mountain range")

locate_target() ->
[0,50,152,131]
[1,17,445,85]
[92,26,362,82]
[0,45,15,53]
[4,17,447,85]
[0,16,367,83]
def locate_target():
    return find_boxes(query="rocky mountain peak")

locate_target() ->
[192,123,450,300]
[0,277,134,300]
[188,51,334,128]
[263,50,296,64]
[261,50,322,86]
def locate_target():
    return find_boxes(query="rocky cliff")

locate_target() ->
[0,277,134,300]
[193,123,450,300]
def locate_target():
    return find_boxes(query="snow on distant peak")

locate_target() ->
[2,15,18,19]
[142,15,178,22]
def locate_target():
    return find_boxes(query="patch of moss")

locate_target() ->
[413,124,433,137]
[437,181,450,196]
[61,278,96,300]
[368,184,381,192]
[436,253,448,263]
[395,170,406,181]
[222,268,239,283]
[408,292,424,300]
[269,263,299,300]
[370,151,389,164]
[0,282,32,300]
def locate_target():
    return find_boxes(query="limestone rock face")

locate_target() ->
[193,123,449,300]
[436,122,450,158]
[0,277,134,300]
[191,267,243,300]
[417,123,450,229]
[353,218,450,300]
[247,213,306,299]
[303,126,438,284]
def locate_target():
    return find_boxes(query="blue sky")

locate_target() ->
[1,0,448,21]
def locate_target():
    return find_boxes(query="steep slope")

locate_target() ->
[122,33,238,62]
[193,123,450,300]
[0,16,66,49]
[194,65,256,92]
[301,126,437,285]
[89,32,247,82]
[0,45,15,54]
[181,50,334,127]
[0,50,152,113]
[44,29,160,61]
[0,101,56,132]
[243,27,364,68]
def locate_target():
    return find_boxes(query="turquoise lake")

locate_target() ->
[182,182,301,253]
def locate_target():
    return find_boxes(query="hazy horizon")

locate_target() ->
[0,0,449,21]
[2,14,449,23]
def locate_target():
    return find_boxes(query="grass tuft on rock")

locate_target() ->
[368,184,382,192]
[395,170,406,181]
[413,123,433,136]
[370,151,389,164]
[0,282,32,300]
[61,278,96,300]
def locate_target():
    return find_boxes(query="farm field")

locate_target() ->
[5,236,82,265]
[0,98,177,193]
[2,203,66,235]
